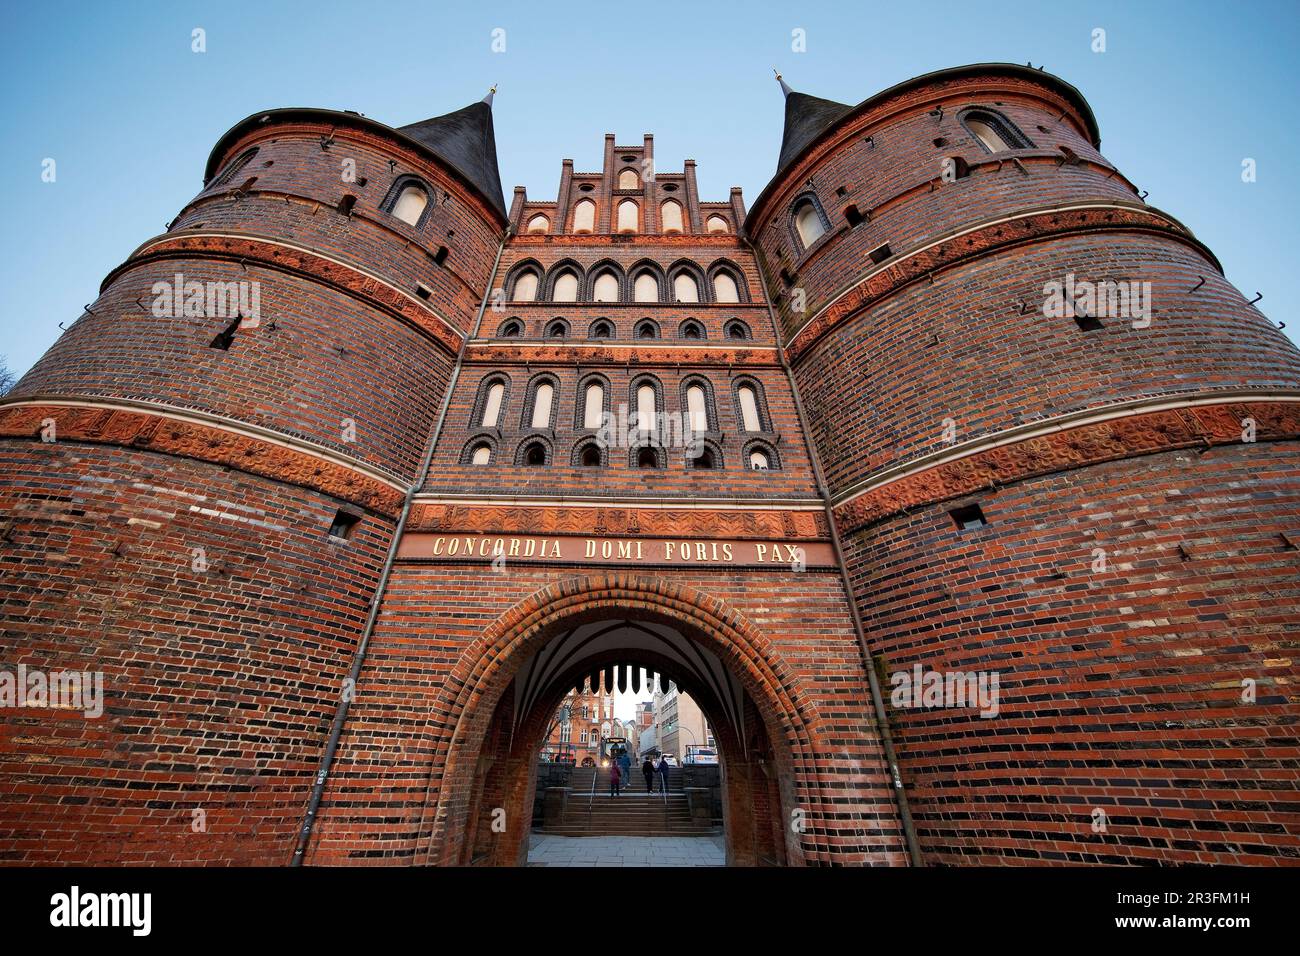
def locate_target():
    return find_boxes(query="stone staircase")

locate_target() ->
[537,767,715,837]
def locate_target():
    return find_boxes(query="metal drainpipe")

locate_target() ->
[742,234,924,867]
[289,232,509,866]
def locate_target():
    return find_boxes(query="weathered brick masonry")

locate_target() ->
[1,64,1296,866]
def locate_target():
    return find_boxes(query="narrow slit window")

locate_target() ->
[481,382,505,428]
[209,317,241,350]
[737,386,761,432]
[531,383,554,428]
[686,385,708,433]
[328,509,361,540]
[583,384,604,429]
[637,385,656,433]
[950,503,987,530]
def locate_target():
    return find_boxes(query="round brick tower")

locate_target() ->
[0,96,507,863]
[747,64,1300,865]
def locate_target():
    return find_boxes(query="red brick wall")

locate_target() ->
[751,65,1300,865]
[0,109,507,865]
[0,442,393,864]
[844,441,1300,864]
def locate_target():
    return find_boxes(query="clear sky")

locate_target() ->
[2,0,1296,378]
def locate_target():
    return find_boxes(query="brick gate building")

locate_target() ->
[1,63,1297,866]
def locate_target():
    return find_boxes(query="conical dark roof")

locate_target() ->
[399,99,506,220]
[777,90,852,176]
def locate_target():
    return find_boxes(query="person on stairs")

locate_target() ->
[609,759,622,797]
[618,749,632,791]
[641,756,655,793]
[656,755,671,793]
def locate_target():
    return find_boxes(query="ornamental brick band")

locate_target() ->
[113,232,465,356]
[785,203,1208,363]
[464,341,779,367]
[408,501,829,539]
[833,397,1300,532]
[0,401,406,518]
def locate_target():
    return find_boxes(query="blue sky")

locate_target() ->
[2,0,1297,378]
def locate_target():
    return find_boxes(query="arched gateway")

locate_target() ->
[306,574,908,866]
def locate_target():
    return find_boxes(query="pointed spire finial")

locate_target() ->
[483,84,497,106]
[774,68,792,98]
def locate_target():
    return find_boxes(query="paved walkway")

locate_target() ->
[527,833,725,867]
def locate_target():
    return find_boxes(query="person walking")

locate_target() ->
[641,756,655,793]
[618,749,632,791]
[656,755,671,793]
[608,759,622,798]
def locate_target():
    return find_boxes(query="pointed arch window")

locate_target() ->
[526,214,550,234]
[673,273,700,303]
[961,109,1033,153]
[392,184,429,227]
[634,273,659,303]
[211,148,258,190]
[660,200,684,234]
[713,272,740,303]
[592,272,620,302]
[552,271,579,302]
[793,197,827,249]
[589,319,613,339]
[513,271,539,302]
[572,199,596,233]
[706,215,729,233]
[618,169,639,190]
[725,319,751,340]
[617,199,639,233]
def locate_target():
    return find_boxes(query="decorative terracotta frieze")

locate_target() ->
[0,400,406,518]
[407,501,829,540]
[833,397,1300,532]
